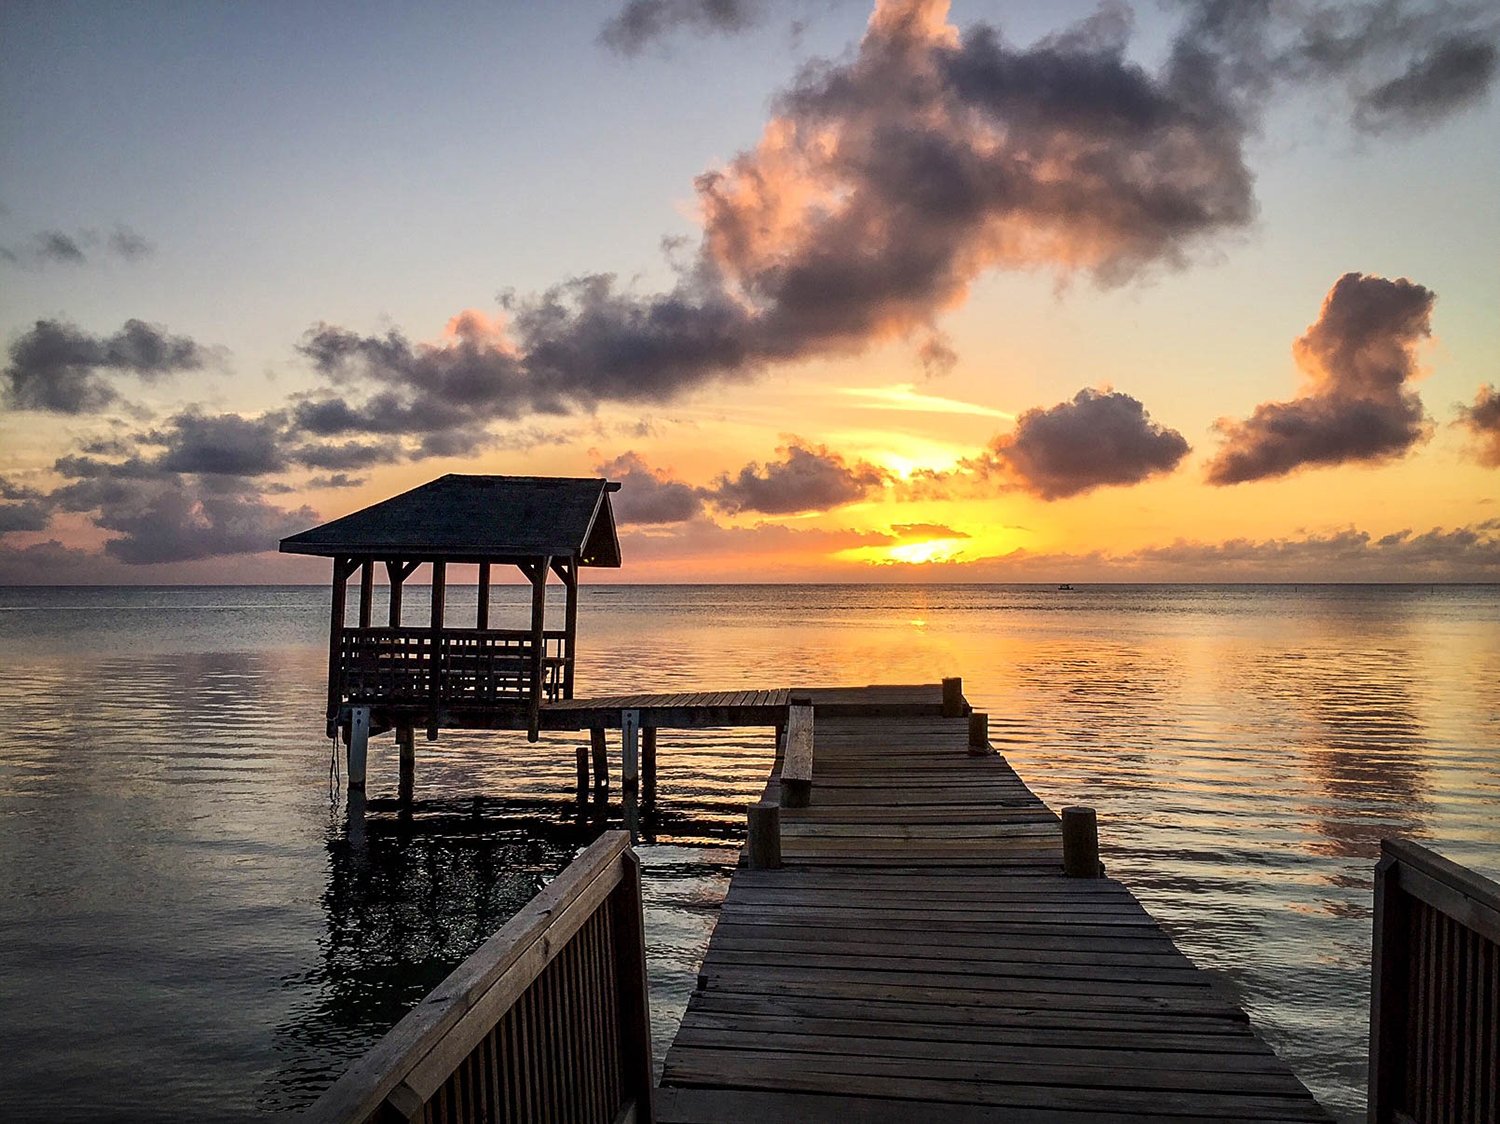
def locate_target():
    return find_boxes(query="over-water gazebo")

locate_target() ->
[280,474,621,747]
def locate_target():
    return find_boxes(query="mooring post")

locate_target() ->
[968,711,989,754]
[942,676,964,717]
[1062,806,1101,878]
[621,709,640,792]
[642,727,658,811]
[575,744,590,801]
[590,727,609,792]
[746,800,781,870]
[397,726,415,801]
[346,706,370,789]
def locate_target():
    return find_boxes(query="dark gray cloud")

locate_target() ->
[599,0,767,55]
[975,388,1190,500]
[3,318,209,414]
[306,473,367,490]
[0,225,155,267]
[707,442,888,514]
[1175,0,1498,131]
[1456,384,1500,467]
[1207,273,1435,485]
[153,412,287,476]
[85,479,316,565]
[0,500,53,533]
[595,452,705,524]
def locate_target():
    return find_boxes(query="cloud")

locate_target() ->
[1207,272,1435,485]
[1175,0,1499,132]
[0,540,111,584]
[973,388,1190,500]
[3,318,210,414]
[74,476,315,565]
[1456,384,1500,467]
[152,411,288,476]
[595,452,705,524]
[599,0,768,55]
[0,225,155,267]
[305,2,1260,430]
[306,473,367,490]
[890,521,968,540]
[707,441,889,514]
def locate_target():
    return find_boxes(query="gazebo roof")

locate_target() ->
[279,474,621,565]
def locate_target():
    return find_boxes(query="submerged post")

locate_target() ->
[1062,806,1100,878]
[942,676,964,717]
[346,706,370,790]
[747,800,781,870]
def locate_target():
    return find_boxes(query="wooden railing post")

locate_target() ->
[1368,846,1408,1123]
[1062,806,1100,878]
[612,848,656,1123]
[968,711,989,754]
[780,698,814,809]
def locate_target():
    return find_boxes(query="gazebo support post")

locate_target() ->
[427,560,446,741]
[326,556,357,738]
[525,557,549,741]
[357,559,373,629]
[477,562,491,630]
[552,557,579,700]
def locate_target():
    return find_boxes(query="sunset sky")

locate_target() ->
[2,0,1498,583]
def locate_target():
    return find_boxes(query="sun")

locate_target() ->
[883,537,969,564]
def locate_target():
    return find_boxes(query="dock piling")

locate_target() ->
[746,801,782,870]
[575,744,590,800]
[1062,805,1101,877]
[346,706,370,789]
[396,726,414,801]
[591,727,609,792]
[621,709,640,792]
[967,711,989,753]
[642,727,657,811]
[941,676,964,717]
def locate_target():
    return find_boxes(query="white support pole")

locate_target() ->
[621,708,640,791]
[347,705,370,789]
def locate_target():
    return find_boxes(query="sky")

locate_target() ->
[2,0,1498,584]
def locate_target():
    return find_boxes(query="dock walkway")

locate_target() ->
[657,685,1330,1122]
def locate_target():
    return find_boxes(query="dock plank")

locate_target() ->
[657,686,1330,1122]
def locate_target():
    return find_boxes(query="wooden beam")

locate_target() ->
[385,560,403,626]
[476,562,490,630]
[780,702,814,809]
[526,557,549,741]
[643,727,658,811]
[358,559,374,629]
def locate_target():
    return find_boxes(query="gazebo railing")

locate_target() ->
[337,627,569,708]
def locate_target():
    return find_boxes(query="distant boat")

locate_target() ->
[1057,584,1075,591]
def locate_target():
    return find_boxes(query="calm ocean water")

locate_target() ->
[1,583,1496,1121]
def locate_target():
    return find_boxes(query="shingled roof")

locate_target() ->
[279,474,621,565]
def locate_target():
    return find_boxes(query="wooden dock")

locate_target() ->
[657,684,1331,1123]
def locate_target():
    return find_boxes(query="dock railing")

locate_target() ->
[306,830,654,1124]
[1369,838,1499,1124]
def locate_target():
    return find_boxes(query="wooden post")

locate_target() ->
[642,727,657,811]
[968,711,989,754]
[611,848,656,1122]
[621,709,640,791]
[427,560,445,741]
[525,558,548,742]
[397,726,415,801]
[1062,806,1100,878]
[575,745,590,800]
[780,701,814,809]
[561,558,579,699]
[747,801,781,870]
[476,562,490,630]
[591,727,609,792]
[347,705,370,789]
[326,557,354,738]
[385,560,402,626]
[1368,847,1407,1122]
[357,559,373,629]
[941,676,964,718]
